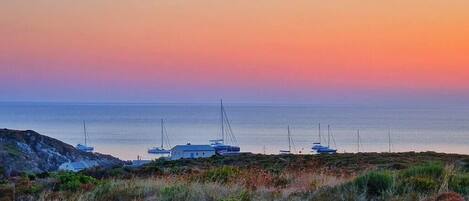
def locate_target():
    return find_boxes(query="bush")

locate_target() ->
[202,166,240,184]
[15,176,43,195]
[107,167,129,178]
[141,165,163,175]
[449,173,469,195]
[407,176,439,193]
[5,144,21,157]
[160,184,190,201]
[55,172,97,191]
[355,170,394,197]
[36,172,50,179]
[401,162,444,180]
[399,162,444,194]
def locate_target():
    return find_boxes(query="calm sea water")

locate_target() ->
[1,102,468,160]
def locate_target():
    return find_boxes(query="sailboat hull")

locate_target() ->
[76,144,94,152]
[148,147,171,154]
[211,143,240,154]
[316,147,337,154]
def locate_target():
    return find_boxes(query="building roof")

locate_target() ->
[171,144,215,152]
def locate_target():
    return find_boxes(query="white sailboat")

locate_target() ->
[279,125,293,154]
[76,121,94,152]
[209,99,240,155]
[148,119,171,154]
[311,123,328,152]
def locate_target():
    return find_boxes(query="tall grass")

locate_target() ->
[398,162,444,194]
[355,170,394,197]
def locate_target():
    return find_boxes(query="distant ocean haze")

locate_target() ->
[0,102,468,160]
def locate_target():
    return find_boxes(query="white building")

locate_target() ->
[58,160,98,172]
[170,144,216,160]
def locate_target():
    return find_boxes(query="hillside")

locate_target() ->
[0,129,123,177]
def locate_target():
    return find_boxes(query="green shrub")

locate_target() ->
[398,162,444,194]
[401,162,444,180]
[5,144,21,157]
[168,166,191,175]
[355,170,394,197]
[107,167,128,177]
[160,184,190,201]
[407,176,439,193]
[55,172,97,191]
[449,173,469,195]
[36,172,50,179]
[27,173,37,181]
[14,176,43,195]
[463,159,469,172]
[202,166,240,183]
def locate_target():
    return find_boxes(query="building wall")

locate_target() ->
[171,150,215,160]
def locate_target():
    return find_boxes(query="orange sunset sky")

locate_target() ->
[1,1,469,103]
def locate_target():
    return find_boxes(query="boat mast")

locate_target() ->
[388,128,391,153]
[288,125,291,153]
[83,120,87,146]
[161,119,164,149]
[357,129,360,153]
[220,99,224,143]
[318,123,321,144]
[327,125,330,147]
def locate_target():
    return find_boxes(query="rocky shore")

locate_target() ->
[0,129,123,177]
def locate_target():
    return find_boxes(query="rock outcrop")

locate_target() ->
[0,129,123,176]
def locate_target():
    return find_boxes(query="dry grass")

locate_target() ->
[35,169,351,201]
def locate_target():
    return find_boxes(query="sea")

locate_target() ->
[1,102,468,160]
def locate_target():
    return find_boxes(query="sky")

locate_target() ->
[1,1,469,104]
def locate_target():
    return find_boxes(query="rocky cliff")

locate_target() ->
[0,129,124,176]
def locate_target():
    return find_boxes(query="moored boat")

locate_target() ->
[76,121,94,152]
[209,100,240,155]
[148,119,171,154]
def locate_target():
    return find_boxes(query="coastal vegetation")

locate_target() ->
[1,152,468,201]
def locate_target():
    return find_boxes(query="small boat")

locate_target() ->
[279,126,294,154]
[76,121,94,152]
[210,100,240,155]
[148,119,171,154]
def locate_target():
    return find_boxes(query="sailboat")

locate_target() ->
[76,121,94,152]
[315,125,337,154]
[209,99,240,155]
[311,123,328,152]
[279,125,293,154]
[148,119,171,154]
